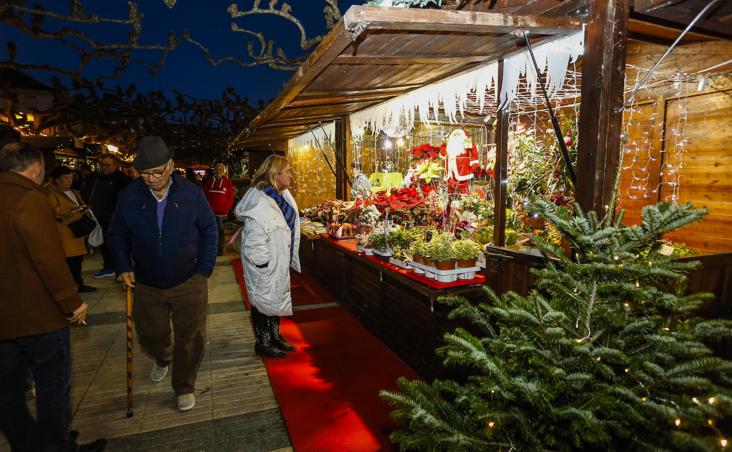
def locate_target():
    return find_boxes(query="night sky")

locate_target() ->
[2,0,362,104]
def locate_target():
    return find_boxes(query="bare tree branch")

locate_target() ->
[183,1,343,72]
[0,1,177,85]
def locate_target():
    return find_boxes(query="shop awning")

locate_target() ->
[234,5,583,147]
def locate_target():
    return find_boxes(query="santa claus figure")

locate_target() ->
[442,129,479,183]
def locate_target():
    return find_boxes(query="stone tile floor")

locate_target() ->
[1,252,292,452]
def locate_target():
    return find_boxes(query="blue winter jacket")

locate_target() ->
[107,175,218,289]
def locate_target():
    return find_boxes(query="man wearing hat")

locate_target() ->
[107,136,218,412]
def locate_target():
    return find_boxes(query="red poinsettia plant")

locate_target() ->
[408,143,442,162]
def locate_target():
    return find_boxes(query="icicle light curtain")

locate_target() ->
[350,30,584,137]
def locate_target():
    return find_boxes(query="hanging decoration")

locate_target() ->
[351,62,498,138]
[500,30,584,109]
[163,0,177,8]
[350,30,584,137]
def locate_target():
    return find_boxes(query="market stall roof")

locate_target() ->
[235,5,583,147]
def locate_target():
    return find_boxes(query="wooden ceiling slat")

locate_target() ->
[287,92,404,108]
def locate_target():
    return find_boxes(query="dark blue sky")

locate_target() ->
[1,1,362,104]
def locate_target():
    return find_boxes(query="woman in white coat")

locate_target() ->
[235,155,300,358]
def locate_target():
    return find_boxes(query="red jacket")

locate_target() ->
[203,176,235,215]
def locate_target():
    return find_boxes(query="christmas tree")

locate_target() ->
[381,201,732,451]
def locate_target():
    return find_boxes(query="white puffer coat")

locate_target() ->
[234,187,301,316]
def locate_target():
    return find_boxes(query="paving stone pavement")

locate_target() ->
[1,252,292,452]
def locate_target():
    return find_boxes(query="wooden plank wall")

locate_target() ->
[618,41,732,253]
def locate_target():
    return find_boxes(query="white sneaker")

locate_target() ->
[150,363,169,383]
[177,393,195,411]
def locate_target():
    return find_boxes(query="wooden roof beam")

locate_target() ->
[298,84,424,99]
[343,5,584,35]
[333,55,492,65]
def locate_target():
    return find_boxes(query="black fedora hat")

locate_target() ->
[134,136,174,170]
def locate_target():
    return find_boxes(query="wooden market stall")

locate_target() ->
[235,1,732,377]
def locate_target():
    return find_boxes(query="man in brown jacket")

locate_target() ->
[0,143,106,452]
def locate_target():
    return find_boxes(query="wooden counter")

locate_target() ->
[299,237,487,379]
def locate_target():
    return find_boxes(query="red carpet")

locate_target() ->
[231,258,332,309]
[263,307,419,451]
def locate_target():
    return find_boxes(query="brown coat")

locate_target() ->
[48,188,88,257]
[0,171,83,340]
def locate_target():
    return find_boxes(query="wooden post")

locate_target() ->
[576,0,630,215]
[493,60,509,247]
[334,117,350,200]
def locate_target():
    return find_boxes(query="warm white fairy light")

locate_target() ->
[663,72,690,203]
[619,70,694,206]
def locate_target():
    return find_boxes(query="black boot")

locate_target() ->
[269,316,296,352]
[251,307,286,358]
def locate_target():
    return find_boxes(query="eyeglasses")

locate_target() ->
[140,167,169,179]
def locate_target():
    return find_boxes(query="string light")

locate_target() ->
[488,421,496,428]
[722,439,728,448]
[674,418,681,426]
[709,397,716,405]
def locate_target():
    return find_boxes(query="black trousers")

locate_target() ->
[66,255,84,288]
[215,216,225,253]
[0,328,73,452]
[99,223,112,270]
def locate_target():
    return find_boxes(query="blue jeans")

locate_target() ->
[0,328,73,452]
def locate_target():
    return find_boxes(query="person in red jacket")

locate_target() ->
[203,161,235,255]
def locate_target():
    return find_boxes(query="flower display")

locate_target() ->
[415,160,442,184]
[408,143,442,162]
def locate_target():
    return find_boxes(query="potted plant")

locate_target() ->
[452,239,482,268]
[429,233,456,270]
[357,233,373,255]
[370,232,392,262]
[410,239,426,264]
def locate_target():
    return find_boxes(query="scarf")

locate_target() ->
[263,185,296,258]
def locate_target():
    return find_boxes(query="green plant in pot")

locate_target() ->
[370,232,388,252]
[429,233,456,270]
[410,239,426,263]
[357,233,373,251]
[452,239,482,268]
[393,245,412,262]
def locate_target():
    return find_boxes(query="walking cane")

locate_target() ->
[125,286,134,417]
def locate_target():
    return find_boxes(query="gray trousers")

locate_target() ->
[134,273,208,395]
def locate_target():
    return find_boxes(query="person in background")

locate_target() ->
[78,163,97,201]
[203,161,235,256]
[185,168,199,185]
[234,155,300,358]
[107,136,217,412]
[87,154,130,279]
[350,161,372,199]
[0,143,106,452]
[71,168,82,190]
[48,166,97,293]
